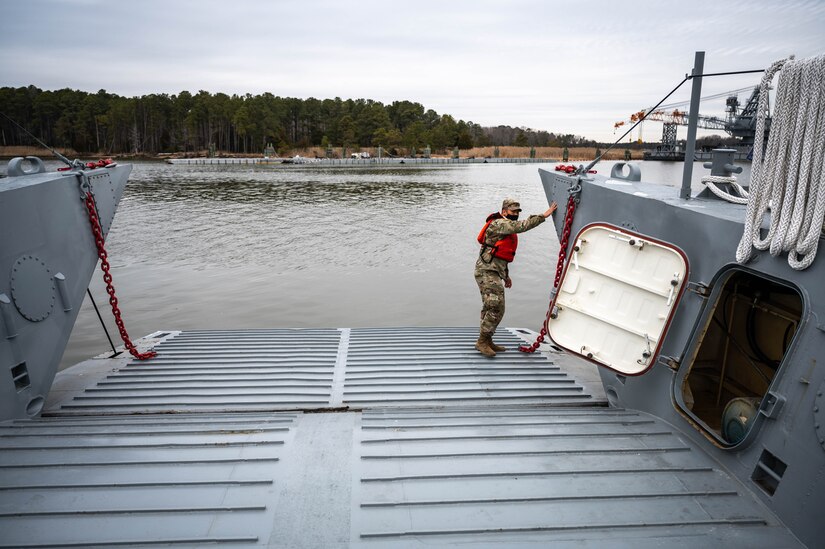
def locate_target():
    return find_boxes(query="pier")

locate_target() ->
[166,157,558,166]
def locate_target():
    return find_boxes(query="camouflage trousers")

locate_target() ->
[475,271,505,336]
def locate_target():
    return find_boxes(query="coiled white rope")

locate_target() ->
[701,174,750,204]
[736,53,825,270]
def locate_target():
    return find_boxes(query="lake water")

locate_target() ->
[8,159,749,370]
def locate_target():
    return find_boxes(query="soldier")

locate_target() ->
[474,198,557,357]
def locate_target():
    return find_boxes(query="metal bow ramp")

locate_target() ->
[0,328,803,547]
[44,327,598,414]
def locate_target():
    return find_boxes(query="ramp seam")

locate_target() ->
[330,328,350,407]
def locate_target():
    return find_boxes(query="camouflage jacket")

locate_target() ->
[474,214,545,280]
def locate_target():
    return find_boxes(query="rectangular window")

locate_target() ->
[678,269,802,445]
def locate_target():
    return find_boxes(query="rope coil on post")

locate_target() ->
[519,185,579,353]
[701,174,750,204]
[81,181,156,361]
[736,53,825,270]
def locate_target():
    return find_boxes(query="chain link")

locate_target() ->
[519,191,578,353]
[83,191,156,361]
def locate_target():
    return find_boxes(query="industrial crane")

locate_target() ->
[613,86,770,158]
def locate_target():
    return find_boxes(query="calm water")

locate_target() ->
[4,159,750,369]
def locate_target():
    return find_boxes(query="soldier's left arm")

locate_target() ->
[499,215,546,235]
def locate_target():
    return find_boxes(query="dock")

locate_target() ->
[0,327,802,548]
[165,157,558,166]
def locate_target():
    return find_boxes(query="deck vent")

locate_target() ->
[751,449,787,496]
[10,362,30,391]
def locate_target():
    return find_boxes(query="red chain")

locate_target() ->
[519,194,578,353]
[83,191,156,360]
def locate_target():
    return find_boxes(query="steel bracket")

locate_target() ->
[759,391,785,419]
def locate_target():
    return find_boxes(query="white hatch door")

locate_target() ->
[548,223,689,375]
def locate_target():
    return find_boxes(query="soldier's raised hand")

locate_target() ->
[543,202,558,218]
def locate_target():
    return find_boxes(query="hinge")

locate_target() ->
[658,355,680,370]
[687,281,711,298]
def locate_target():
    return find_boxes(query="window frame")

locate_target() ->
[672,264,806,448]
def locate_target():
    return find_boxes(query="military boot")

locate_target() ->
[475,334,496,357]
[489,341,506,352]
[489,337,506,352]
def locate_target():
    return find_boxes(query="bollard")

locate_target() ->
[703,148,742,177]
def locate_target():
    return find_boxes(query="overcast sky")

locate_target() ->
[2,0,823,140]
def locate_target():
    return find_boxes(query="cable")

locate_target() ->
[653,86,756,111]
[583,76,690,173]
[689,69,767,79]
[590,67,768,174]
[0,111,73,166]
[87,289,119,357]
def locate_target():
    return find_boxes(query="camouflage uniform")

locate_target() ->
[475,213,545,336]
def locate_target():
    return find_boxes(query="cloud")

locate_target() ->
[2,0,823,140]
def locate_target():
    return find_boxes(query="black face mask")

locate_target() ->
[506,213,519,221]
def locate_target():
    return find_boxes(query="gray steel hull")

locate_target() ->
[539,166,824,548]
[0,165,130,420]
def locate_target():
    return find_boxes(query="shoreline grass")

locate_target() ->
[1,145,641,162]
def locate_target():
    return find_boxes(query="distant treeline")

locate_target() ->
[0,86,596,155]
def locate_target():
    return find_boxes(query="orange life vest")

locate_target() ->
[477,213,518,262]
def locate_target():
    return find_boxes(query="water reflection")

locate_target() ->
[130,179,463,206]
[112,165,471,271]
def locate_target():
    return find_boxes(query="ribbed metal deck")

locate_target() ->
[0,412,295,547]
[353,407,796,546]
[46,327,597,415]
[0,328,803,547]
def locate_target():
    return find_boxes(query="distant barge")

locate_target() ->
[644,148,752,162]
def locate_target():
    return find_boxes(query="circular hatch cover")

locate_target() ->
[10,255,55,322]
